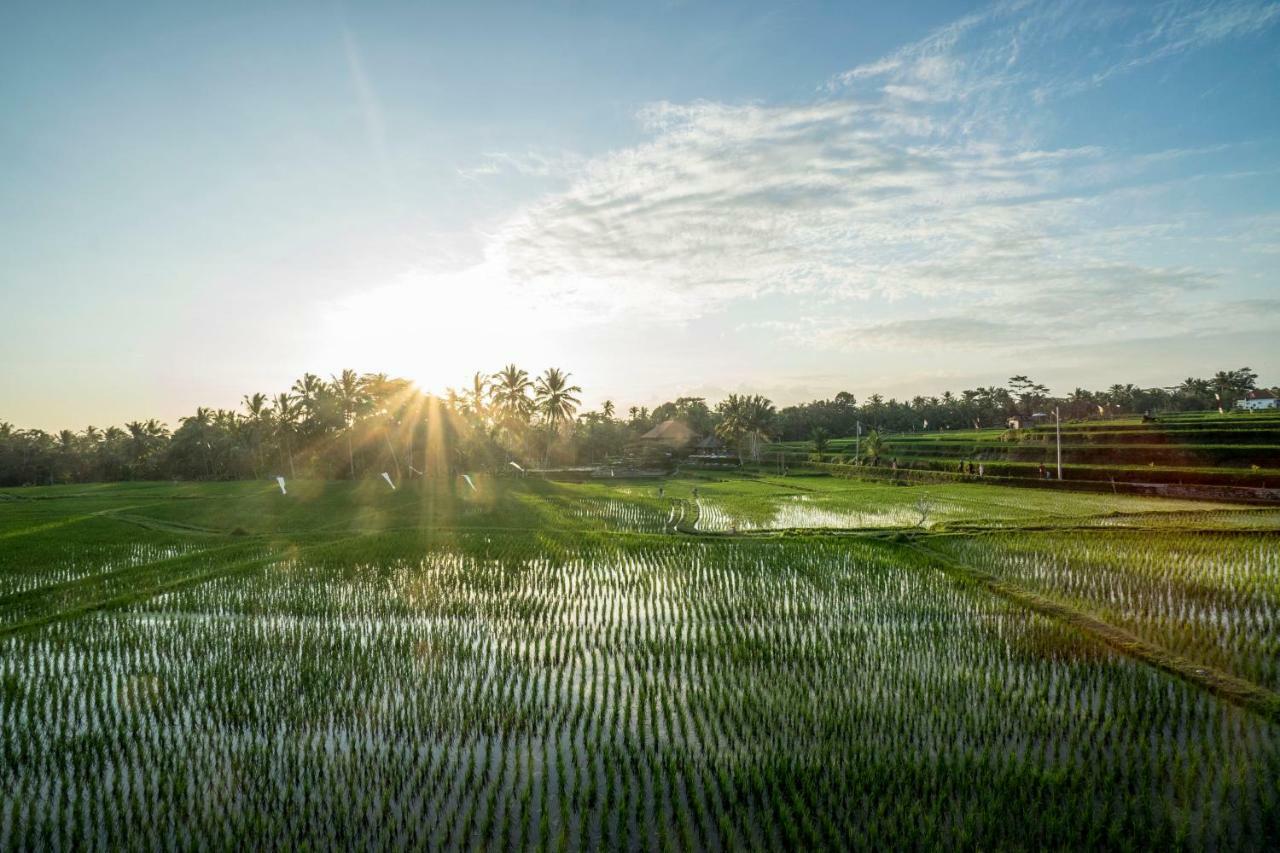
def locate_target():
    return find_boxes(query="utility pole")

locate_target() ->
[855,421,861,460]
[1055,406,1063,481]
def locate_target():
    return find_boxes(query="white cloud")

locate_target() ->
[329,0,1277,371]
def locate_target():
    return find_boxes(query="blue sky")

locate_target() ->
[2,0,1278,429]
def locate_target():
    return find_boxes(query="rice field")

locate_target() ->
[1,478,1278,848]
[932,531,1280,692]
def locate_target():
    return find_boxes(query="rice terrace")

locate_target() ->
[3,450,1279,849]
[6,0,1280,849]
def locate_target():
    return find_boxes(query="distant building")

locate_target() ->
[1236,397,1278,411]
[692,433,725,453]
[637,420,700,452]
[1006,413,1049,430]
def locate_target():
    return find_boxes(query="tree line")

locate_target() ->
[0,366,1271,486]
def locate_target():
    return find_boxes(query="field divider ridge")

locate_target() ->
[906,537,1280,722]
[0,534,362,639]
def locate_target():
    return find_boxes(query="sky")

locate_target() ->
[2,0,1278,430]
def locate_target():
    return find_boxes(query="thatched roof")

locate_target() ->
[639,419,699,447]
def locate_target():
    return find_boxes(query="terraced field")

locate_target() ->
[1,476,1278,848]
[774,410,1280,491]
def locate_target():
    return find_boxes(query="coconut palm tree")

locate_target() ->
[360,372,415,480]
[715,394,776,464]
[535,368,582,426]
[271,393,300,478]
[465,372,491,421]
[600,400,615,421]
[242,393,270,477]
[290,373,326,436]
[492,364,535,437]
[810,427,830,457]
[862,429,886,465]
[534,368,582,466]
[330,369,366,478]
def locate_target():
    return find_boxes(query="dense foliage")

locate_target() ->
[0,366,1273,485]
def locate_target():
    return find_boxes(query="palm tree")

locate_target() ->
[465,372,491,421]
[330,369,366,478]
[55,429,78,482]
[810,427,830,457]
[360,372,415,480]
[179,408,216,477]
[715,394,776,464]
[124,419,168,478]
[535,368,582,426]
[600,400,615,421]
[271,393,300,478]
[534,368,582,466]
[242,393,269,477]
[290,373,325,436]
[862,429,886,465]
[492,364,535,439]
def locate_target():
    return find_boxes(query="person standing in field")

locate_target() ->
[978,463,984,477]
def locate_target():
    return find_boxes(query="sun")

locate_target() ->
[318,261,552,393]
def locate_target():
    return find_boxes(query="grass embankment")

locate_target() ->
[772,411,1280,490]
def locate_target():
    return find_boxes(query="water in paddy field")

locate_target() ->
[1,534,1277,849]
[693,494,957,531]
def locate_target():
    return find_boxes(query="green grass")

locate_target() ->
[771,410,1280,490]
[1,476,1278,848]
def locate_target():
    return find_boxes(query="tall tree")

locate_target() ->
[271,393,300,478]
[492,364,535,449]
[535,368,582,426]
[330,370,366,478]
[534,368,583,466]
[242,393,269,478]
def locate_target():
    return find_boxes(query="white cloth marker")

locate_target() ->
[276,476,287,495]
[462,474,477,492]
[381,472,396,490]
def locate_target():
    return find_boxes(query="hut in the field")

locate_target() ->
[638,419,700,453]
[623,420,702,469]
[693,433,725,453]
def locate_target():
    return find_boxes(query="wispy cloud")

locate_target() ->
[332,0,1278,367]
[457,150,584,181]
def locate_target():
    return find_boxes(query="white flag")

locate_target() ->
[381,472,396,490]
[276,476,287,495]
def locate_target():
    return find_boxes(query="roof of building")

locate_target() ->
[639,419,699,445]
[695,433,724,449]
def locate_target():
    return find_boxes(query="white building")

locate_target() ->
[1235,397,1278,411]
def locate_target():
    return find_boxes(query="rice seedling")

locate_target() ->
[932,530,1280,691]
[2,522,1277,848]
